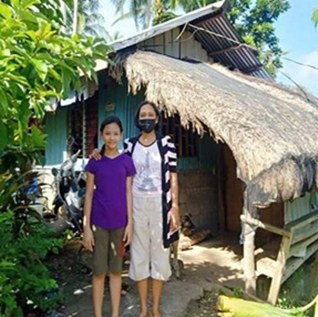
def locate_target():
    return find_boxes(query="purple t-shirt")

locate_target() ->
[85,153,136,229]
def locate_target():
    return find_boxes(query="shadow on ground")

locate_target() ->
[54,234,244,317]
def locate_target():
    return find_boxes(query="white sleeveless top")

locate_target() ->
[132,141,162,197]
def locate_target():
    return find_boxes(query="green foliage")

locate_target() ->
[232,287,244,298]
[152,10,177,25]
[0,0,110,171]
[0,170,64,316]
[111,0,158,29]
[0,1,110,315]
[312,8,318,27]
[152,0,177,26]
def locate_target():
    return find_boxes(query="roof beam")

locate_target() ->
[241,64,265,74]
[208,45,244,56]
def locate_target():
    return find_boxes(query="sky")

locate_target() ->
[100,0,318,96]
[274,0,318,96]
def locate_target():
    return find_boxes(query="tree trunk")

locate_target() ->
[72,0,78,35]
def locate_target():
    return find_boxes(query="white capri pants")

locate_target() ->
[129,195,171,281]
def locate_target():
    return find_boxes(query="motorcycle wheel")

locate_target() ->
[53,204,66,217]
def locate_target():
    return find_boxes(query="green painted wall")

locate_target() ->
[45,108,68,165]
[98,75,142,148]
[178,134,218,170]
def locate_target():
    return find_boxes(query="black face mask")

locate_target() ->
[137,119,156,133]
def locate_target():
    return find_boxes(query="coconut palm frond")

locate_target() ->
[111,0,128,14]
[111,10,136,26]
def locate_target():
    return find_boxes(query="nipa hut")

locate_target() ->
[121,50,318,303]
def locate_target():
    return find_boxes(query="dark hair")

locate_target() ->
[134,100,160,128]
[100,115,123,133]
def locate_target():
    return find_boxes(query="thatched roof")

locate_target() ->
[123,50,318,207]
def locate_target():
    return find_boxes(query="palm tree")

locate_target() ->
[111,0,175,29]
[60,0,108,38]
[174,0,210,12]
[107,31,123,42]
[110,0,152,30]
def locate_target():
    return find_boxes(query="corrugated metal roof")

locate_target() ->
[191,16,271,79]
[110,1,271,79]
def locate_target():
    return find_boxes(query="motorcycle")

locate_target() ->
[51,150,86,234]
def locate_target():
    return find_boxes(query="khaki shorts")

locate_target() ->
[93,226,125,276]
[129,195,171,281]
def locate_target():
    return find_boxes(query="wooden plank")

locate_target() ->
[208,44,242,56]
[164,30,173,57]
[253,210,318,304]
[154,34,164,54]
[180,30,193,59]
[240,215,291,238]
[256,257,276,278]
[171,28,180,58]
[285,210,318,231]
[255,238,280,278]
[217,147,225,232]
[289,232,318,258]
[292,219,318,244]
[282,239,318,283]
[267,235,292,305]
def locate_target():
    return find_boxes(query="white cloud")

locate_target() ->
[278,51,318,97]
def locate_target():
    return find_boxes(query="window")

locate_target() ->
[68,94,98,158]
[161,115,198,158]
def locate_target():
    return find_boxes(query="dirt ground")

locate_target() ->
[50,236,244,317]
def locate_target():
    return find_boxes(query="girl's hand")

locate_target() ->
[90,148,102,160]
[83,228,95,252]
[123,223,133,246]
[169,206,180,232]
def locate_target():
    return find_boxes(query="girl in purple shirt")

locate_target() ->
[83,116,136,317]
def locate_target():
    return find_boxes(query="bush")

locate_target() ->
[0,171,64,317]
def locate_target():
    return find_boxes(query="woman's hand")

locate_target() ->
[123,222,133,246]
[83,227,95,252]
[90,148,102,160]
[169,206,180,232]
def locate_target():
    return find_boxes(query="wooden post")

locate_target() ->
[242,191,256,295]
[243,212,256,294]
[217,145,225,232]
[267,234,291,304]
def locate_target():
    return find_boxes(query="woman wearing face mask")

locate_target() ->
[92,101,180,317]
